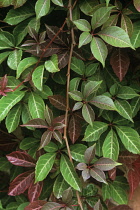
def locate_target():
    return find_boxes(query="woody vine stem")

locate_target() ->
[63,0,84,209]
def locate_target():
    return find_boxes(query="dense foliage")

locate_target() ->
[0,0,140,209]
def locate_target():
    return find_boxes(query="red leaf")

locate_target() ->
[21,119,48,128]
[48,95,66,111]
[28,180,43,202]
[0,75,13,96]
[119,151,139,168]
[68,115,81,143]
[127,168,140,200]
[8,170,35,196]
[132,155,140,169]
[6,151,36,167]
[110,48,130,81]
[108,167,116,181]
[25,200,47,210]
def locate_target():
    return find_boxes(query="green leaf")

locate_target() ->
[0,51,11,64]
[35,153,56,182]
[114,99,133,122]
[4,5,35,25]
[130,21,140,48]
[17,57,38,79]
[44,142,58,153]
[115,126,140,154]
[90,37,108,67]
[21,104,33,130]
[91,7,114,29]
[7,76,24,91]
[83,121,108,142]
[131,96,140,117]
[20,137,39,150]
[90,95,116,110]
[0,91,25,121]
[53,174,69,199]
[134,0,140,12]
[69,91,83,101]
[79,32,92,48]
[71,57,85,75]
[69,77,81,91]
[106,0,110,6]
[35,85,53,99]
[82,104,95,126]
[83,81,102,98]
[98,26,134,49]
[121,14,133,37]
[6,104,22,133]
[116,86,139,99]
[32,65,44,91]
[79,0,99,16]
[7,49,22,70]
[45,54,60,73]
[0,0,12,7]
[69,144,87,162]
[0,31,15,47]
[102,14,118,29]
[51,0,63,7]
[28,92,45,119]
[110,184,128,204]
[0,40,12,50]
[73,19,91,32]
[102,129,119,161]
[0,157,12,171]
[35,0,50,20]
[12,0,27,8]
[85,63,99,77]
[60,154,81,191]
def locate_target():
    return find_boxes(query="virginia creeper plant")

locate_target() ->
[0,0,140,209]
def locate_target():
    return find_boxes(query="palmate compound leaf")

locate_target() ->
[83,121,108,142]
[35,153,56,182]
[28,180,43,202]
[35,0,50,20]
[90,37,108,68]
[0,91,25,121]
[70,57,85,75]
[94,157,121,171]
[79,32,92,48]
[110,48,130,81]
[90,167,107,184]
[82,104,95,126]
[6,151,36,167]
[98,26,134,49]
[69,144,87,163]
[8,170,35,196]
[102,129,119,161]
[90,95,116,110]
[6,103,22,133]
[83,80,102,98]
[53,174,69,199]
[60,154,81,191]
[73,19,91,32]
[115,126,140,154]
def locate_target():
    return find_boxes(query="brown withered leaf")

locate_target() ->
[110,48,130,81]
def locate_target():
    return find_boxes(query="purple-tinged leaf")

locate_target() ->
[119,151,139,168]
[8,170,35,196]
[21,118,48,128]
[54,122,65,130]
[44,105,53,126]
[52,115,65,125]
[53,130,62,143]
[45,25,68,46]
[94,157,121,171]
[40,130,53,149]
[48,95,66,111]
[42,202,64,210]
[76,163,87,170]
[6,151,36,167]
[21,40,37,47]
[25,200,47,210]
[72,102,83,111]
[69,91,83,101]
[108,167,116,181]
[28,180,43,202]
[82,169,90,182]
[84,144,96,164]
[112,205,132,210]
[68,115,81,144]
[82,104,95,125]
[62,187,73,204]
[90,168,107,184]
[0,74,13,96]
[90,95,116,110]
[94,199,102,210]
[28,27,38,42]
[110,48,130,81]
[83,81,102,98]
[58,51,69,69]
[134,0,140,12]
